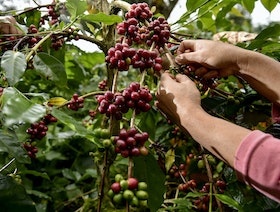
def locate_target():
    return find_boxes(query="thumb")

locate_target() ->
[175,52,201,65]
[175,73,192,83]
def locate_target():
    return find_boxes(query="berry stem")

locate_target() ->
[97,150,109,212]
[26,31,53,62]
[201,146,223,211]
[164,44,177,70]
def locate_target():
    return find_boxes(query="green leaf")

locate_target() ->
[165,149,175,172]
[33,52,67,87]
[1,87,46,127]
[0,130,30,164]
[82,13,123,25]
[21,170,50,180]
[215,193,244,211]
[51,109,99,146]
[0,174,36,212]
[261,0,278,12]
[255,24,280,40]
[186,0,210,12]
[65,0,87,18]
[1,50,27,86]
[134,154,166,212]
[242,0,256,13]
[186,191,207,198]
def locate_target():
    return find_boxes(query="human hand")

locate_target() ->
[175,40,243,79]
[0,16,22,35]
[155,72,201,125]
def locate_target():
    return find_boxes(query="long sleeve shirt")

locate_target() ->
[234,105,280,203]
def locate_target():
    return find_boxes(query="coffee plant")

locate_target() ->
[1,0,280,211]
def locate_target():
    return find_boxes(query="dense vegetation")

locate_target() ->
[1,0,280,211]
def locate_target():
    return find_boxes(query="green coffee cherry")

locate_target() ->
[138,182,148,191]
[123,189,134,201]
[136,190,148,200]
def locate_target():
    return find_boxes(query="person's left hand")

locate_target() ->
[0,16,22,34]
[155,72,201,125]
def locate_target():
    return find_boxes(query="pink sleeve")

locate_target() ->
[234,130,280,203]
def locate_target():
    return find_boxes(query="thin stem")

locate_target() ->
[0,158,15,173]
[97,150,109,212]
[201,146,223,212]
[26,32,53,62]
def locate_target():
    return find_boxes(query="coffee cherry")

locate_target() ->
[138,182,148,191]
[115,174,124,182]
[68,93,84,111]
[136,190,148,200]
[102,139,112,148]
[127,177,138,190]
[120,179,129,190]
[113,193,123,204]
[111,182,121,193]
[123,189,135,201]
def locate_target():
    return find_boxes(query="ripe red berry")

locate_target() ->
[111,182,121,193]
[127,177,138,190]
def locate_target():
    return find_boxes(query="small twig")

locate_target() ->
[97,150,109,212]
[0,158,15,173]
[201,146,223,212]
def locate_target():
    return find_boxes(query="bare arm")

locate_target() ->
[0,16,22,35]
[175,40,280,105]
[156,73,251,167]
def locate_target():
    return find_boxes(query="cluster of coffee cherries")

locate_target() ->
[168,163,187,179]
[23,143,38,159]
[98,79,107,90]
[113,127,149,158]
[67,94,84,111]
[177,65,217,92]
[108,174,149,208]
[125,3,153,20]
[106,43,163,73]
[146,17,171,48]
[27,24,43,48]
[26,114,58,140]
[118,3,170,48]
[178,179,197,192]
[40,1,62,26]
[97,82,152,120]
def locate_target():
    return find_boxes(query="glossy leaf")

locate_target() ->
[82,13,123,25]
[134,154,166,212]
[261,0,278,12]
[51,108,100,146]
[65,0,87,18]
[0,130,30,164]
[1,50,27,86]
[255,24,280,40]
[186,0,210,12]
[33,52,67,87]
[48,97,68,106]
[242,0,257,13]
[165,149,175,172]
[1,87,46,127]
[215,193,244,211]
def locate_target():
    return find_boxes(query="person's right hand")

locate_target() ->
[175,40,244,79]
[0,16,22,35]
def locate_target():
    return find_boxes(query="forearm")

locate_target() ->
[178,106,251,167]
[237,49,280,105]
